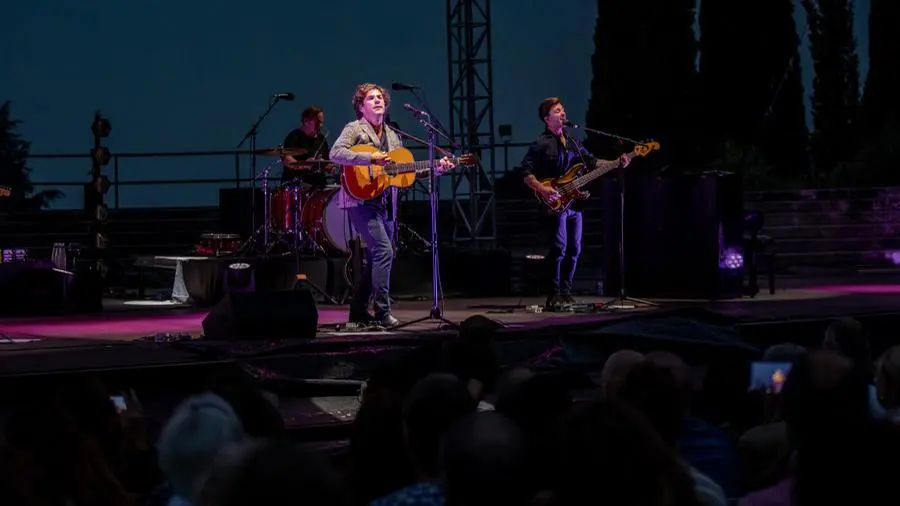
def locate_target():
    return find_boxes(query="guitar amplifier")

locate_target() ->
[601,171,744,300]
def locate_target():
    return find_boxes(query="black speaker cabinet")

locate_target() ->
[602,171,744,300]
[201,289,318,341]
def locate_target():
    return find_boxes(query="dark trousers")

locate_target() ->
[549,208,583,295]
[347,203,395,318]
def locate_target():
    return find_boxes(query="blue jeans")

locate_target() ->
[550,209,582,295]
[347,203,395,318]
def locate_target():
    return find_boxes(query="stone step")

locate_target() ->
[755,211,895,228]
[761,223,900,241]
[746,198,888,214]
[745,187,900,203]
[770,237,900,255]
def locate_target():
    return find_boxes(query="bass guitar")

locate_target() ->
[533,141,660,214]
[340,145,477,201]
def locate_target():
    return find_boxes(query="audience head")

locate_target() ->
[782,349,869,445]
[51,375,123,453]
[487,366,534,405]
[876,345,900,410]
[440,412,531,506]
[618,360,686,446]
[599,349,645,399]
[5,403,131,506]
[200,439,348,506]
[403,373,478,479]
[763,342,808,362]
[645,350,693,412]
[553,399,701,506]
[441,338,500,402]
[157,393,245,502]
[494,372,572,435]
[210,383,285,438]
[823,317,869,369]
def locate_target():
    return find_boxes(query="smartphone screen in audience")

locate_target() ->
[748,361,792,394]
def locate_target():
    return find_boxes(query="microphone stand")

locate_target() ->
[234,95,285,254]
[574,125,656,310]
[393,113,458,331]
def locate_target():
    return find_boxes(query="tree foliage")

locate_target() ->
[0,101,63,212]
[801,0,861,176]
[861,0,900,134]
[698,0,808,182]
[586,0,700,168]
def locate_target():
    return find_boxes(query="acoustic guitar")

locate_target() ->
[533,141,660,214]
[340,145,477,201]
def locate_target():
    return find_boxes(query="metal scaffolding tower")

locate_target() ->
[446,0,496,248]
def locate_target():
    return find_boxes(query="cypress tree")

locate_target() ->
[699,0,808,179]
[0,101,63,212]
[801,0,861,175]
[586,0,699,166]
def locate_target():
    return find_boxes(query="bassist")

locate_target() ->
[520,97,630,307]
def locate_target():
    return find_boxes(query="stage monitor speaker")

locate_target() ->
[201,289,318,341]
[602,171,744,300]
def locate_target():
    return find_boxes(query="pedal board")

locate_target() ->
[543,302,601,314]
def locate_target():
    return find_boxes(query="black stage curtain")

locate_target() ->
[181,256,347,307]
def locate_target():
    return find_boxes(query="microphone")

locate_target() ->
[563,120,579,129]
[403,103,429,118]
[391,82,419,91]
[273,92,295,101]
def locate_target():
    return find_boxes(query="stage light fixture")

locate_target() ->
[1,248,28,263]
[91,113,112,138]
[498,124,512,138]
[225,262,255,292]
[91,146,111,166]
[87,112,112,263]
[720,247,744,270]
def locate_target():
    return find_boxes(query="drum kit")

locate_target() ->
[242,147,361,257]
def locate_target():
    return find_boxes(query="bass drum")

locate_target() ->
[300,187,360,254]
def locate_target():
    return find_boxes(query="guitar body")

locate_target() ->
[535,163,590,214]
[341,145,418,201]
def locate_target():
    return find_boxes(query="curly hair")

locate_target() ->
[352,83,390,119]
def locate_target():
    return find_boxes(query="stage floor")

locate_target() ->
[3,275,900,438]
[1,273,900,344]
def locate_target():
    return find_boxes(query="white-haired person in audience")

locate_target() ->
[156,393,246,506]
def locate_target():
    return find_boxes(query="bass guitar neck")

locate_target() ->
[532,140,661,214]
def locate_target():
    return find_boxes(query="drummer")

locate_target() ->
[281,105,331,188]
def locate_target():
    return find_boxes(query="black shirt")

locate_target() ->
[519,129,597,211]
[281,128,330,185]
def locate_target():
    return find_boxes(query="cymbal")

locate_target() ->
[254,147,309,156]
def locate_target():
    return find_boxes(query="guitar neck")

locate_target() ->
[384,156,461,175]
[570,158,619,188]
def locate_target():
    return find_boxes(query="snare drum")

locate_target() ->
[198,233,241,256]
[300,187,360,254]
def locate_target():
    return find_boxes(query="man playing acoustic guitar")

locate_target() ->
[521,97,630,308]
[330,83,455,327]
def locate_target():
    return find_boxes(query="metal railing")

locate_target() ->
[27,141,531,210]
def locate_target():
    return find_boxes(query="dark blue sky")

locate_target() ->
[2,1,869,209]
